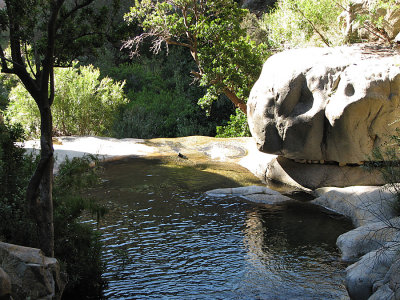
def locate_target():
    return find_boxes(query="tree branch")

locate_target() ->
[223,86,247,115]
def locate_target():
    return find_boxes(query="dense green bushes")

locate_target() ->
[0,123,106,298]
[104,47,234,138]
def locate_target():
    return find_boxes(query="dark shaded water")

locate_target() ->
[86,157,352,299]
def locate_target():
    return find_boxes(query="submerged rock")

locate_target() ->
[206,185,292,204]
[0,242,66,300]
[248,44,400,164]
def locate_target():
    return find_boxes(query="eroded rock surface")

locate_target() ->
[248,44,400,164]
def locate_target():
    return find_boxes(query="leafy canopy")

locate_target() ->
[124,0,269,114]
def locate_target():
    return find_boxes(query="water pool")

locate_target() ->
[85,157,352,299]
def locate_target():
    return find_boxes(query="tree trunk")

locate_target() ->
[223,87,247,115]
[38,106,54,257]
[27,103,55,257]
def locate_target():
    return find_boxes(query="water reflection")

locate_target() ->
[86,157,352,299]
[241,203,351,299]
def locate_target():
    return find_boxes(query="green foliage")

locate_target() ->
[5,64,127,138]
[216,109,251,137]
[106,48,232,138]
[124,0,269,112]
[0,125,106,298]
[263,0,343,49]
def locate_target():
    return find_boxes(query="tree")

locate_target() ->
[0,0,114,257]
[123,0,268,114]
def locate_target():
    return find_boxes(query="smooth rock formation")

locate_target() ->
[337,216,400,262]
[312,185,398,227]
[0,242,65,300]
[248,44,400,164]
[346,247,399,300]
[264,156,384,189]
[206,186,293,204]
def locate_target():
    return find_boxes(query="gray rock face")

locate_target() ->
[0,242,66,300]
[248,44,400,164]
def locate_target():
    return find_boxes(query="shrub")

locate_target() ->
[365,128,400,213]
[216,108,251,137]
[53,155,107,299]
[5,64,128,138]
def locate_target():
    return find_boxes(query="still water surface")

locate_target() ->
[87,157,352,299]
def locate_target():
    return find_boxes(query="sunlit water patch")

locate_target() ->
[85,157,352,299]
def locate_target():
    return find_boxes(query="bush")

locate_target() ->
[5,64,128,138]
[216,108,251,137]
[53,155,107,299]
[365,128,400,213]
[0,125,106,298]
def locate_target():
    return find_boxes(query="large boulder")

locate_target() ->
[0,242,66,300]
[248,44,400,164]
